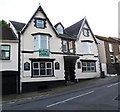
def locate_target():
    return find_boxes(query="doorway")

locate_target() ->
[64,56,79,83]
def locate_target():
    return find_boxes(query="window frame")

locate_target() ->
[82,42,93,54]
[109,43,113,52]
[62,40,68,53]
[110,53,115,63]
[83,28,89,37]
[0,45,10,60]
[82,61,96,72]
[34,18,46,28]
[32,61,54,77]
[33,35,49,51]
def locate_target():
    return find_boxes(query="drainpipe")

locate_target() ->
[17,31,21,94]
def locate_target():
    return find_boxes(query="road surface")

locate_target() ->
[2,78,120,111]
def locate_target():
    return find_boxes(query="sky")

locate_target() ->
[0,0,119,37]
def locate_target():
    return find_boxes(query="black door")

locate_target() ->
[2,71,18,95]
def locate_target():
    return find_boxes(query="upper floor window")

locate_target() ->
[34,35,49,51]
[62,40,75,53]
[63,40,68,52]
[34,18,46,28]
[0,45,10,60]
[109,43,113,52]
[82,42,93,54]
[110,53,115,63]
[83,28,89,37]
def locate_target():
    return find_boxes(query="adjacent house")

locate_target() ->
[9,5,100,93]
[0,27,19,95]
[95,35,120,75]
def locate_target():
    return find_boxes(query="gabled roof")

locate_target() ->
[1,27,17,41]
[10,21,26,32]
[64,17,97,43]
[54,22,64,29]
[64,19,84,38]
[95,35,120,43]
[21,5,58,36]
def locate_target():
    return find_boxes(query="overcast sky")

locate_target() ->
[1,0,119,37]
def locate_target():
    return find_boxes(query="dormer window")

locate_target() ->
[83,28,89,37]
[55,23,64,34]
[57,27,63,34]
[34,18,46,28]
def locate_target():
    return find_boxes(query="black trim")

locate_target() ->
[22,51,34,53]
[21,6,58,37]
[80,59,97,62]
[34,18,46,29]
[81,40,93,42]
[31,32,52,37]
[29,58,55,61]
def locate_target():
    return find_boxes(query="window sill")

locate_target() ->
[82,71,96,73]
[82,54,94,55]
[31,75,55,78]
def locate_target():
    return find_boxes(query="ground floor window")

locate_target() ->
[82,61,96,72]
[32,61,53,77]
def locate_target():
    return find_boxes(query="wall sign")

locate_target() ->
[39,49,50,57]
[55,62,60,70]
[24,62,30,70]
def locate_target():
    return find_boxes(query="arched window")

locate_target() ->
[55,62,60,70]
[77,62,81,69]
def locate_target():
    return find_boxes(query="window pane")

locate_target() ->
[40,35,48,49]
[63,40,68,52]
[33,70,39,76]
[82,62,86,66]
[36,20,44,28]
[1,46,10,50]
[47,69,52,75]
[40,63,45,68]
[33,63,39,68]
[34,36,39,50]
[40,70,45,75]
[82,67,86,71]
[47,63,52,68]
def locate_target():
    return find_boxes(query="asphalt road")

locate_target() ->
[2,78,120,111]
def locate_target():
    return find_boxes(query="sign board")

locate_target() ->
[24,62,30,70]
[39,49,50,57]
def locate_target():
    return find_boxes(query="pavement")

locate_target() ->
[2,76,119,103]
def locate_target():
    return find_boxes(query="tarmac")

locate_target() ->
[2,76,119,103]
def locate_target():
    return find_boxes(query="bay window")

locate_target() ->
[34,35,49,51]
[82,42,93,54]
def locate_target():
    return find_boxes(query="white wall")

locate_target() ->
[0,42,18,71]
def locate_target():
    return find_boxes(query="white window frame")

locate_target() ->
[82,42,92,54]
[109,43,113,52]
[110,54,115,63]
[82,61,96,72]
[32,61,53,77]
[34,35,49,51]
[36,19,45,28]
